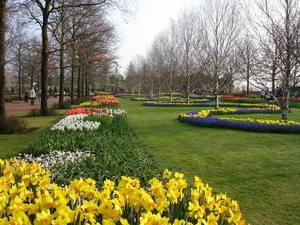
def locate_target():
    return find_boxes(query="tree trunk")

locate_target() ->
[77,66,81,99]
[70,49,75,103]
[59,46,65,108]
[0,0,7,120]
[40,6,50,116]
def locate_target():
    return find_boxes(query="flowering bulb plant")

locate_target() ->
[0,159,247,225]
[50,114,101,131]
[91,95,116,101]
[80,100,120,107]
[66,108,126,117]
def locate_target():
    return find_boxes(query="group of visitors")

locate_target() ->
[23,87,43,105]
[260,87,283,102]
[260,89,271,101]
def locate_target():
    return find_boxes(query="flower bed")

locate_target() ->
[142,100,281,109]
[0,160,246,225]
[20,99,153,188]
[178,108,300,134]
[12,96,248,224]
[80,95,120,107]
[143,101,211,107]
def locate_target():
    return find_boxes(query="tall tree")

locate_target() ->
[0,0,7,120]
[251,0,300,121]
[18,0,135,115]
[160,19,180,101]
[238,34,259,97]
[200,0,242,109]
[124,62,137,94]
[176,8,199,103]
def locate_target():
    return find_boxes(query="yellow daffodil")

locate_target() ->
[34,209,53,225]
[0,161,249,225]
[162,169,172,179]
[188,201,206,219]
[201,212,219,225]
[140,211,169,225]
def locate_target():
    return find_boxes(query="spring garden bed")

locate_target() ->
[1,94,248,224]
[178,107,300,134]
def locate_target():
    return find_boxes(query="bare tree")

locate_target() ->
[199,0,242,109]
[238,34,259,97]
[124,62,137,94]
[176,8,200,102]
[251,0,300,121]
[147,35,166,99]
[16,0,135,115]
[159,19,180,101]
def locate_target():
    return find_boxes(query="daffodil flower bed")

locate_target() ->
[178,108,300,134]
[0,159,247,225]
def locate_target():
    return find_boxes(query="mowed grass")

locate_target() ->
[0,110,67,159]
[118,97,300,225]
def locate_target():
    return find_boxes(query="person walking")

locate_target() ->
[260,90,265,99]
[28,87,36,105]
[37,89,42,102]
[24,88,29,103]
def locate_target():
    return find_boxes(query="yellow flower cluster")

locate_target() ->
[181,108,237,119]
[0,159,247,225]
[219,117,254,123]
[92,95,117,101]
[210,108,237,114]
[257,119,300,125]
[95,92,111,96]
[239,103,280,110]
[180,110,211,118]
[80,101,100,108]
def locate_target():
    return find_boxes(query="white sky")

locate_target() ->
[111,0,197,75]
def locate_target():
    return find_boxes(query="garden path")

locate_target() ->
[5,97,65,115]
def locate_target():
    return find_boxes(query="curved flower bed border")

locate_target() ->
[142,101,278,108]
[143,102,211,107]
[178,109,300,134]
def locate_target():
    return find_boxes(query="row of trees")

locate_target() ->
[124,0,300,121]
[0,0,135,120]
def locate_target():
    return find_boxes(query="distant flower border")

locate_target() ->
[178,108,300,134]
[143,102,211,107]
[142,101,280,108]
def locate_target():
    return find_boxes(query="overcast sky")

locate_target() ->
[111,0,197,75]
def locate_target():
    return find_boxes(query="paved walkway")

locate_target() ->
[5,97,61,116]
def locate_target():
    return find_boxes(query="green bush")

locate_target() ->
[26,105,59,116]
[0,115,28,134]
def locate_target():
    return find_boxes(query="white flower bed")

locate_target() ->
[50,114,101,131]
[94,108,127,116]
[16,150,95,171]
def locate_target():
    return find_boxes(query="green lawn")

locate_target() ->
[118,97,300,225]
[0,111,67,159]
